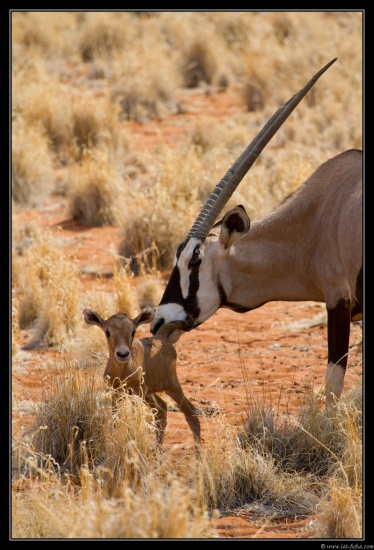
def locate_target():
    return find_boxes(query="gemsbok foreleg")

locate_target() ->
[326,298,352,407]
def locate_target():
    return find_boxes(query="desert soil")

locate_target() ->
[11,85,363,540]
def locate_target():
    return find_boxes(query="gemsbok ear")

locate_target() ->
[219,205,250,250]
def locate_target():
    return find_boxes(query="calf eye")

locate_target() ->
[105,329,111,338]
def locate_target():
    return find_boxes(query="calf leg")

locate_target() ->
[165,386,201,445]
[146,393,168,445]
[326,298,351,407]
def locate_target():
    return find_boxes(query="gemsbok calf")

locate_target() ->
[150,58,363,407]
[83,308,201,446]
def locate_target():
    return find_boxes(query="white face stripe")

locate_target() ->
[176,237,202,300]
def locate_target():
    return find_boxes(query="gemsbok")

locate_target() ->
[150,58,363,407]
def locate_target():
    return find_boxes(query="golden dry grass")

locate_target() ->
[16,228,80,347]
[12,352,362,538]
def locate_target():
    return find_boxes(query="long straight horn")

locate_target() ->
[187,57,337,241]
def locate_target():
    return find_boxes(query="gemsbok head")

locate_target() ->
[150,58,363,407]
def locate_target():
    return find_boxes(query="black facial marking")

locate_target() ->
[189,245,202,268]
[159,251,200,319]
[159,264,183,305]
[187,262,200,315]
[176,241,187,260]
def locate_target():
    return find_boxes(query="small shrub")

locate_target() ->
[12,122,53,207]
[112,74,176,122]
[21,359,157,487]
[314,477,362,538]
[70,99,120,161]
[117,217,161,274]
[12,293,20,356]
[67,156,122,226]
[241,83,265,112]
[271,12,296,45]
[79,18,127,62]
[113,262,139,318]
[179,39,217,88]
[18,228,80,347]
[239,387,345,476]
[137,277,164,309]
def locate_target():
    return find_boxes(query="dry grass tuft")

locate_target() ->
[190,411,319,517]
[212,12,253,53]
[314,476,362,538]
[15,77,120,166]
[18,228,80,347]
[240,380,362,475]
[12,12,54,55]
[16,357,158,481]
[117,218,161,275]
[137,277,164,309]
[237,381,362,536]
[271,12,296,45]
[112,262,139,318]
[179,39,218,88]
[112,74,176,122]
[12,293,20,356]
[67,154,122,226]
[311,387,362,538]
[12,121,54,207]
[241,82,265,112]
[78,14,130,62]
[69,99,120,161]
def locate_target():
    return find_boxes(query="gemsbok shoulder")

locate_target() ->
[150,58,363,407]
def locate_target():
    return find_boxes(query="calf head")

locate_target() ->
[83,308,155,363]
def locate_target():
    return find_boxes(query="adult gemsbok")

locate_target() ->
[150,58,363,407]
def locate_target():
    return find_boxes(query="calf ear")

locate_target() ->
[133,307,155,327]
[219,205,250,249]
[83,309,105,328]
